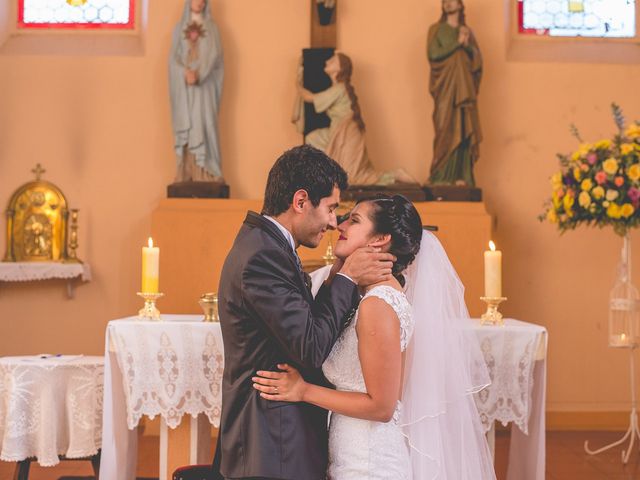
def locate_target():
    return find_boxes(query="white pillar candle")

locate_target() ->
[484,241,502,297]
[142,237,159,293]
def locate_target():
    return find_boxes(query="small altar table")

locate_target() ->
[0,355,104,476]
[99,315,223,480]
[468,318,548,480]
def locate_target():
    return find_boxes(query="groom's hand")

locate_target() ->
[340,247,395,286]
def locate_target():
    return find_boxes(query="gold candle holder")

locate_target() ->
[199,293,219,322]
[480,296,507,326]
[66,208,81,263]
[137,292,165,321]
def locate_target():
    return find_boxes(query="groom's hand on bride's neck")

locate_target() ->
[340,247,396,287]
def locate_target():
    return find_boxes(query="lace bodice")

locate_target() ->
[323,285,413,394]
[322,285,413,479]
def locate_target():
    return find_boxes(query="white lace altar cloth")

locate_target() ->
[468,318,547,480]
[100,315,223,480]
[0,262,91,282]
[0,355,104,467]
[107,316,223,429]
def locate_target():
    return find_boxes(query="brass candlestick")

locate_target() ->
[137,292,165,321]
[66,208,81,263]
[322,243,336,265]
[199,293,219,322]
[480,296,507,326]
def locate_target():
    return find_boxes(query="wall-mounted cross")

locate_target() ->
[31,163,46,181]
[311,0,337,48]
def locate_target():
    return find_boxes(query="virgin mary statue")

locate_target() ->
[169,0,224,182]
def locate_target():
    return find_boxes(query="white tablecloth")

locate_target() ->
[0,262,91,282]
[0,355,104,467]
[469,318,548,480]
[99,315,224,480]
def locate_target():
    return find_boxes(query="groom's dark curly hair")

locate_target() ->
[262,145,348,217]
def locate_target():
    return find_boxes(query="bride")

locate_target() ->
[252,195,496,479]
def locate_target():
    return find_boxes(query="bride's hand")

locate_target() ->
[252,364,307,402]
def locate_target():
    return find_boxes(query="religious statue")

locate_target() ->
[294,52,415,186]
[169,0,224,183]
[427,0,482,187]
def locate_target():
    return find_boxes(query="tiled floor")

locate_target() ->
[2,430,640,479]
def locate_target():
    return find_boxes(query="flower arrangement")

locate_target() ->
[540,104,640,236]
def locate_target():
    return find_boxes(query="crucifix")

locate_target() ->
[31,163,46,181]
[302,1,338,138]
[311,0,337,48]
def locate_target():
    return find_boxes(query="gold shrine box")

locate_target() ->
[3,171,77,262]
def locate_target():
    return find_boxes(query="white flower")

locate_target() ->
[606,189,619,201]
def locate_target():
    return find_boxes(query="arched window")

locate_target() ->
[18,0,135,30]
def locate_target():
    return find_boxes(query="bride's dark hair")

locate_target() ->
[362,194,423,286]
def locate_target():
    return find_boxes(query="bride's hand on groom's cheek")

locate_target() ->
[252,364,307,402]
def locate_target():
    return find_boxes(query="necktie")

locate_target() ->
[293,250,312,292]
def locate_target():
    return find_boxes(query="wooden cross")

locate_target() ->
[311,0,337,48]
[31,163,46,180]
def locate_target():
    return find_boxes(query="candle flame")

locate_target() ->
[622,333,627,341]
[148,237,153,248]
[489,241,496,251]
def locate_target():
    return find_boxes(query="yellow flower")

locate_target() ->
[606,189,619,201]
[580,179,593,191]
[621,144,635,155]
[628,164,640,182]
[552,190,562,209]
[626,124,640,139]
[578,191,591,208]
[551,172,563,190]
[595,139,612,150]
[578,143,592,156]
[546,209,558,223]
[621,204,635,218]
[607,203,622,219]
[592,186,605,199]
[603,158,619,175]
[563,191,575,213]
[573,167,582,181]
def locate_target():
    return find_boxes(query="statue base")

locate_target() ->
[423,185,482,202]
[167,181,230,199]
[342,184,426,202]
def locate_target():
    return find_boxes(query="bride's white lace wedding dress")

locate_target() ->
[322,285,413,479]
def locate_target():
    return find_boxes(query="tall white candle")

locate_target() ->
[141,237,159,293]
[484,241,502,297]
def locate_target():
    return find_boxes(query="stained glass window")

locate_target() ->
[518,0,636,37]
[19,0,135,29]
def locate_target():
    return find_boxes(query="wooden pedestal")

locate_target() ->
[167,181,230,199]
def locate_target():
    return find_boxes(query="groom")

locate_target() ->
[215,145,394,480]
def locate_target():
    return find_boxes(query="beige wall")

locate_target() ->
[1,0,639,419]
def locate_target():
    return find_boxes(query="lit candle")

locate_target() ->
[612,333,629,347]
[141,237,159,293]
[484,241,502,298]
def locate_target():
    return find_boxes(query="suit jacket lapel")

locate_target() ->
[243,211,313,300]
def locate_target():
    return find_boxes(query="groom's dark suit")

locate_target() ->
[216,212,359,480]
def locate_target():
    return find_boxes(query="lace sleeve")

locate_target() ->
[361,286,413,351]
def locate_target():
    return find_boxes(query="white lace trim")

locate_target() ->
[0,262,91,282]
[109,319,224,429]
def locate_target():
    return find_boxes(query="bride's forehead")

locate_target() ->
[349,202,373,218]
